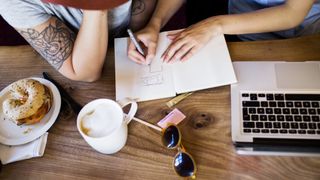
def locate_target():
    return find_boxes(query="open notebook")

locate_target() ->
[115,31,237,102]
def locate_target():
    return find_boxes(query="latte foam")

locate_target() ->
[80,105,122,138]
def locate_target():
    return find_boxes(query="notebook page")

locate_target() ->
[115,36,175,102]
[171,35,237,94]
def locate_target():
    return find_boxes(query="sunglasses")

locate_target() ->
[162,124,197,179]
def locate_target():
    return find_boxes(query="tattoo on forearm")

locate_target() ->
[132,0,145,15]
[18,19,75,70]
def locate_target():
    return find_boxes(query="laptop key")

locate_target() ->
[262,129,269,133]
[275,94,284,100]
[271,129,279,133]
[268,115,276,121]
[289,130,297,134]
[281,122,290,129]
[242,101,260,107]
[274,108,282,114]
[252,129,260,133]
[303,102,311,108]
[303,116,311,122]
[269,101,277,107]
[311,102,319,108]
[243,122,254,128]
[261,101,268,107]
[290,123,299,129]
[267,94,274,100]
[300,109,308,114]
[277,115,284,121]
[260,115,267,121]
[311,116,319,122]
[243,115,250,121]
[278,102,285,107]
[266,108,273,114]
[243,108,248,115]
[249,108,257,114]
[283,108,290,114]
[243,129,251,133]
[273,122,281,128]
[308,123,316,129]
[291,108,299,114]
[308,109,316,114]
[286,101,294,107]
[249,108,256,114]
[250,94,258,100]
[258,94,266,97]
[252,115,259,121]
[299,123,308,129]
[265,122,272,128]
[256,122,264,128]
[298,130,306,134]
[307,130,316,134]
[295,102,302,107]
[318,109,320,114]
[294,115,302,122]
[257,108,264,114]
[280,130,288,134]
[285,115,293,121]
[317,130,320,134]
[242,93,249,97]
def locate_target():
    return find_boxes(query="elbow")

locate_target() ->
[79,76,100,83]
[72,74,101,82]
[284,9,308,29]
[63,72,102,82]
[58,57,104,82]
[286,18,304,29]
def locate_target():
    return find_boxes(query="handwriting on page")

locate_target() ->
[139,59,164,86]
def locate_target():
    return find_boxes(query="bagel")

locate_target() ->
[2,79,52,125]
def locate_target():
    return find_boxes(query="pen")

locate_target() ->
[166,92,193,108]
[127,28,145,56]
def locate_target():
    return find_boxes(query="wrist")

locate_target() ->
[146,17,162,32]
[207,16,224,36]
[83,9,108,17]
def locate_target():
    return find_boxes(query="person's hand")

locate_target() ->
[162,18,222,63]
[127,26,159,65]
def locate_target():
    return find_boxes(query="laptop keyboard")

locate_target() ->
[241,92,320,135]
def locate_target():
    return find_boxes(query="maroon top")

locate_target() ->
[42,0,128,10]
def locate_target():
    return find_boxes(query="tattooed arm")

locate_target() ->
[130,0,157,31]
[17,10,108,82]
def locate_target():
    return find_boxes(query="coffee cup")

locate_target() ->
[76,98,137,154]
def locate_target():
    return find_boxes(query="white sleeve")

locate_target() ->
[0,0,51,29]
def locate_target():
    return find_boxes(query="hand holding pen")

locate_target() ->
[127,27,159,65]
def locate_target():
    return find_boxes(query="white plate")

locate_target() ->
[0,77,61,145]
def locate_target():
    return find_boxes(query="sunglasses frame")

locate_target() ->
[162,124,197,179]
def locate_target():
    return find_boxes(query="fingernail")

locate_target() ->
[163,56,167,62]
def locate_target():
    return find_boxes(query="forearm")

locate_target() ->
[71,10,108,81]
[210,0,314,36]
[147,0,185,31]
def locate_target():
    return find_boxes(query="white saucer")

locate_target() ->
[0,77,61,145]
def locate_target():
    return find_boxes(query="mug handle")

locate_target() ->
[117,98,138,124]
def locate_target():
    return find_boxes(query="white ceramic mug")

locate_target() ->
[76,98,137,154]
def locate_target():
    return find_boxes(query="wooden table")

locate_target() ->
[0,34,320,180]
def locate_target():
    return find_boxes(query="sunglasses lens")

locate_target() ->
[162,125,180,148]
[174,152,195,177]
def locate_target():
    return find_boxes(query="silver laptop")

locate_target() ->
[231,61,320,156]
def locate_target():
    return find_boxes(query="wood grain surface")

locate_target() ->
[0,34,320,180]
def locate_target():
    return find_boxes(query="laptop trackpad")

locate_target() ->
[275,63,320,89]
